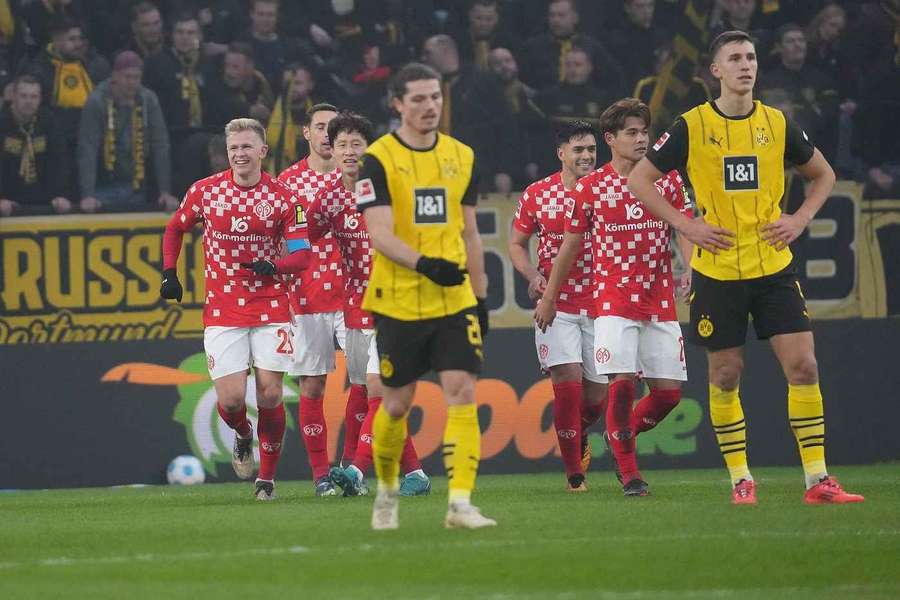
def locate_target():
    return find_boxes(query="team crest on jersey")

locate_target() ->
[440,157,459,179]
[254,200,274,219]
[652,132,669,151]
[755,127,770,147]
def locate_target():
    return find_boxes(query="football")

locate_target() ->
[166,455,206,485]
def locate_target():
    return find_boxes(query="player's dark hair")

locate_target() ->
[709,30,754,58]
[389,62,441,101]
[327,111,375,144]
[556,120,598,147]
[304,102,338,126]
[598,98,651,138]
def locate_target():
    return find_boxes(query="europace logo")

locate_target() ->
[101,353,706,474]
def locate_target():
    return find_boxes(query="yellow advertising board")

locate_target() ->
[1,182,896,345]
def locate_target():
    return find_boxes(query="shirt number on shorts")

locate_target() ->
[276,328,294,354]
[465,314,483,347]
[723,156,759,191]
[414,187,448,224]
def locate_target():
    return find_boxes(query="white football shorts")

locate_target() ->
[204,323,294,380]
[289,311,345,376]
[535,310,608,383]
[344,327,379,385]
[593,316,687,381]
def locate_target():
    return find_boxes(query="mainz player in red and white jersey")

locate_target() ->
[276,103,350,496]
[305,112,431,498]
[160,118,310,501]
[536,99,694,497]
[509,121,608,493]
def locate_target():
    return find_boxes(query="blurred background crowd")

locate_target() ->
[0,0,898,217]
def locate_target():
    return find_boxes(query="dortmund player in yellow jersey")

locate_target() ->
[354,63,496,529]
[629,31,864,505]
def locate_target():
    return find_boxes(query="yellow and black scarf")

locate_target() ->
[17,120,37,185]
[265,76,311,174]
[49,44,93,108]
[103,98,144,190]
[177,50,202,127]
[558,38,573,82]
[0,0,14,45]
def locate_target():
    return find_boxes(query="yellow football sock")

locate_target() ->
[709,384,752,485]
[788,383,827,488]
[372,404,406,492]
[443,403,481,505]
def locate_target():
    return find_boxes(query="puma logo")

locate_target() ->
[709,134,723,147]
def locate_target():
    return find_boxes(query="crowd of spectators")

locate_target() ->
[0,0,898,217]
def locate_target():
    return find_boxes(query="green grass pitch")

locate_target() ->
[2,465,898,599]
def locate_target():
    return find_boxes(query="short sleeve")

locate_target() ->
[644,118,689,174]
[355,154,390,210]
[564,183,591,234]
[512,190,537,234]
[784,117,815,166]
[461,155,480,206]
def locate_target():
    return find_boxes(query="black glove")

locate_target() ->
[415,256,467,286]
[240,259,277,276]
[160,268,183,302]
[476,297,489,338]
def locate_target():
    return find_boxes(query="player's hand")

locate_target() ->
[476,297,490,337]
[241,259,278,276]
[160,268,183,302]
[760,213,809,251]
[527,274,547,301]
[415,256,467,286]
[533,297,557,333]
[681,216,734,254]
[677,269,692,301]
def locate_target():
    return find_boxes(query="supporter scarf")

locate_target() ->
[0,0,14,44]
[266,77,311,174]
[473,37,489,71]
[558,39,572,82]
[17,120,37,185]
[103,98,145,191]
[49,45,93,108]
[177,50,202,127]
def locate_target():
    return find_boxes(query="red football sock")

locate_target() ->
[299,396,329,480]
[257,404,286,481]
[342,384,368,463]
[552,381,583,477]
[400,434,422,474]
[352,396,380,474]
[216,402,252,438]
[632,388,681,433]
[607,379,640,481]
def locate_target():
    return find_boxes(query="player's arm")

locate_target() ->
[760,122,835,250]
[534,231,581,332]
[675,232,694,300]
[508,191,545,301]
[357,153,466,286]
[305,188,331,243]
[631,119,734,253]
[462,204,491,335]
[160,189,203,302]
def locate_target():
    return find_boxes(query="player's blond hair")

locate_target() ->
[224,118,267,144]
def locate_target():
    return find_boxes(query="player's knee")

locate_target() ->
[787,354,818,385]
[382,397,409,418]
[710,361,742,391]
[300,375,326,398]
[218,394,245,412]
[257,382,282,407]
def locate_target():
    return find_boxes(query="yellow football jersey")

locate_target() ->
[356,132,478,320]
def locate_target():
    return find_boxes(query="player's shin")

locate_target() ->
[552,381,584,477]
[788,383,828,488]
[372,403,406,492]
[632,388,681,433]
[257,404,286,481]
[299,395,330,480]
[709,384,752,485]
[216,402,252,438]
[606,379,640,481]
[343,384,368,464]
[353,396,381,473]
[443,403,481,505]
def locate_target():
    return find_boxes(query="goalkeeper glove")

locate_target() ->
[160,268,183,302]
[415,256,467,286]
[240,259,278,276]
